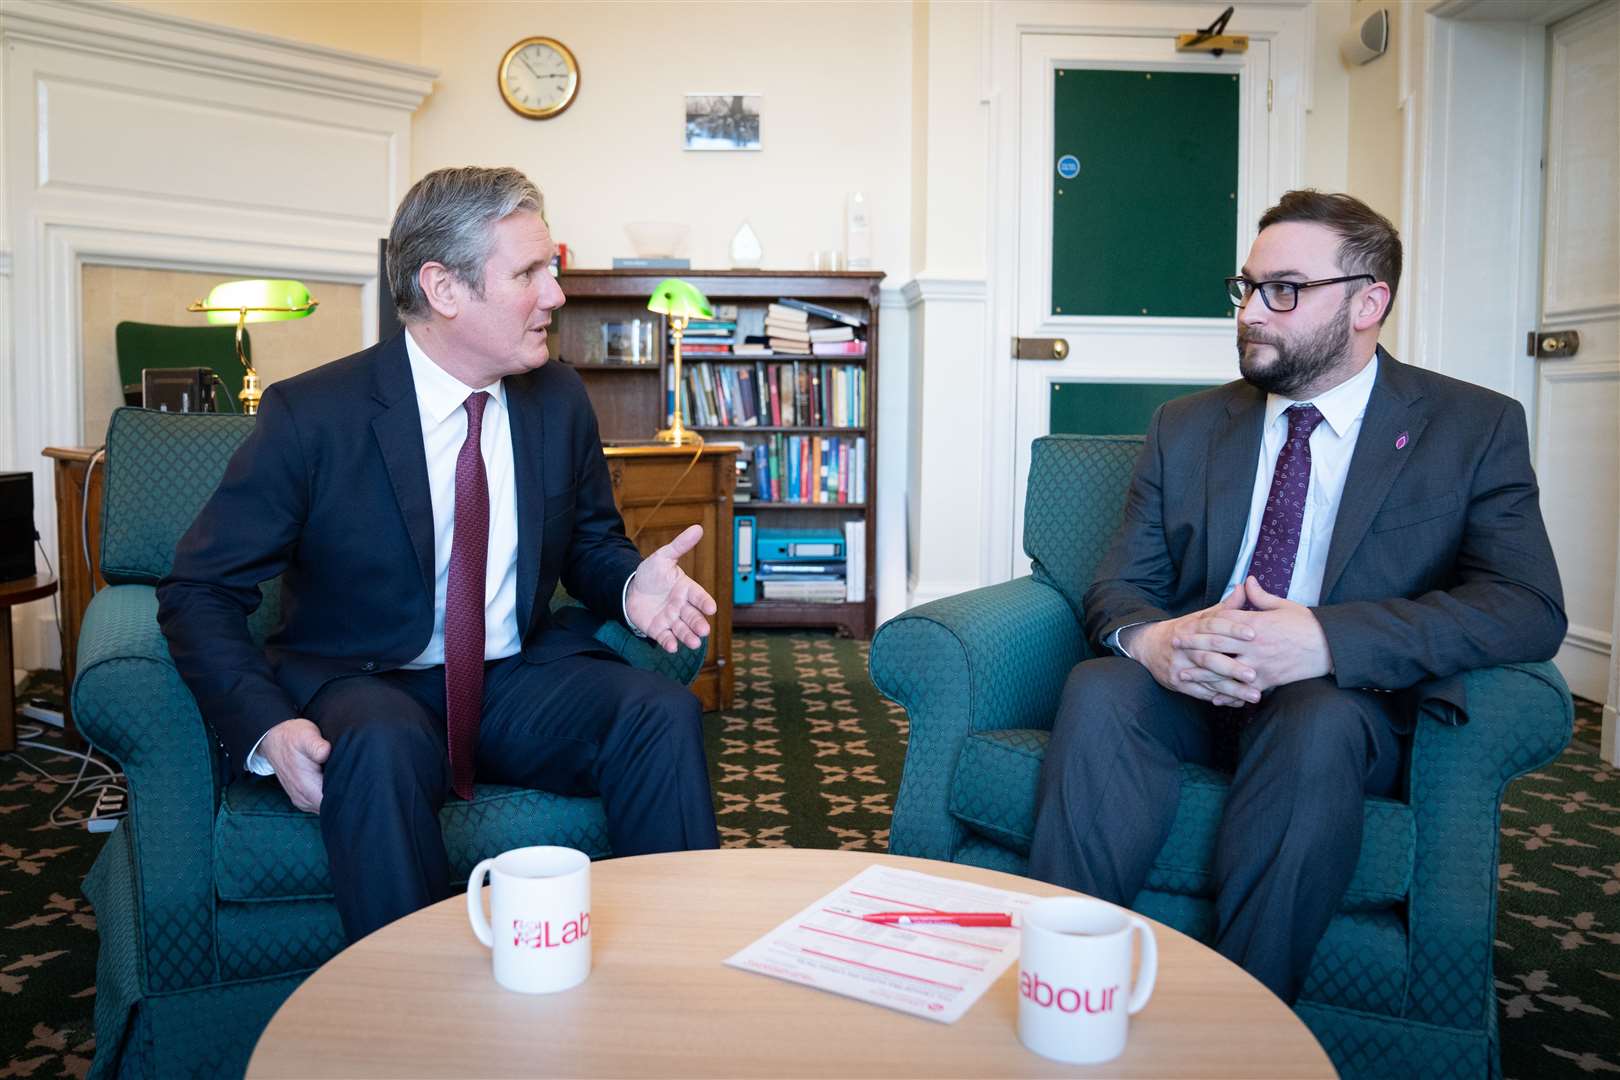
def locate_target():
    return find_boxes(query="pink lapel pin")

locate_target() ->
[1395,431,1409,450]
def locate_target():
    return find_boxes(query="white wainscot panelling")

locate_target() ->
[1544,3,1620,320]
[1538,362,1619,700]
[40,75,391,224]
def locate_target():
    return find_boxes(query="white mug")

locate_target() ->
[466,845,592,994]
[1016,896,1158,1065]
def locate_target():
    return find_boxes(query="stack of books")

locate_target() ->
[764,298,868,357]
[675,306,738,356]
[751,524,866,603]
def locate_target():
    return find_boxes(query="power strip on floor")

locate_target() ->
[19,700,65,728]
[87,787,126,833]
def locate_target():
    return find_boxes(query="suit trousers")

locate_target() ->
[304,651,720,942]
[1028,656,1402,1003]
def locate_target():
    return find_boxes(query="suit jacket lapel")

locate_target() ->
[369,335,436,600]
[1320,349,1428,601]
[505,375,545,636]
[1204,383,1267,607]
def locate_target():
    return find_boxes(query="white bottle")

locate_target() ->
[730,221,763,269]
[845,192,872,269]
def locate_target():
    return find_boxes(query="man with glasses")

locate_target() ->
[1029,190,1565,1004]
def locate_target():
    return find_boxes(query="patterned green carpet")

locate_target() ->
[1,632,1615,1078]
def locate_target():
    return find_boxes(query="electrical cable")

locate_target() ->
[626,432,706,547]
[81,447,106,596]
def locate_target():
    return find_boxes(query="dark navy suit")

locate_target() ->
[158,332,719,939]
[1029,351,1565,1002]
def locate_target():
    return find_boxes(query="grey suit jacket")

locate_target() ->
[1084,349,1567,708]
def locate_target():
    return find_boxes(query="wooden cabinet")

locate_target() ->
[604,443,738,711]
[557,269,881,639]
[46,442,737,715]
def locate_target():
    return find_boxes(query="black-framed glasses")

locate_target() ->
[1225,274,1374,313]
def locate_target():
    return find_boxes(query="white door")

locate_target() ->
[1532,0,1619,747]
[1006,33,1272,574]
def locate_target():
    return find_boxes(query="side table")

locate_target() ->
[1,574,59,752]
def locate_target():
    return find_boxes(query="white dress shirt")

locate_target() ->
[1222,352,1379,606]
[247,330,642,775]
[1111,353,1378,657]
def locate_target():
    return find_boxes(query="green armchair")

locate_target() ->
[76,408,704,1080]
[869,433,1572,1080]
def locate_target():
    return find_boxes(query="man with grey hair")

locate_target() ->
[158,165,721,941]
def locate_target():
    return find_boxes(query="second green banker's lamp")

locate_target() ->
[189,278,319,415]
[646,277,714,445]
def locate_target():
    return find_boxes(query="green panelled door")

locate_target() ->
[1051,69,1240,318]
[1049,382,1213,436]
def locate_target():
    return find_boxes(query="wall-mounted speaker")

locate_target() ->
[1341,8,1390,66]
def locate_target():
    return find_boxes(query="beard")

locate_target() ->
[1237,295,1353,397]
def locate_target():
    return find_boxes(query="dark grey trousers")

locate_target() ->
[1028,656,1403,1003]
[306,651,720,943]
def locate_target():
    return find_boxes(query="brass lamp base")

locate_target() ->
[654,422,692,446]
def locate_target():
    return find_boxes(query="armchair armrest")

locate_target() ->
[549,594,706,687]
[1404,660,1573,1029]
[870,576,1085,861]
[72,584,225,994]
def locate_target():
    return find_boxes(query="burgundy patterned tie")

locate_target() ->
[1246,403,1325,604]
[445,391,490,800]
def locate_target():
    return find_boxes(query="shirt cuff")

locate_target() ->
[245,731,276,776]
[622,572,647,638]
[1108,622,1149,661]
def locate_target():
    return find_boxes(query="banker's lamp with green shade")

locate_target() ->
[647,277,713,446]
[188,278,319,415]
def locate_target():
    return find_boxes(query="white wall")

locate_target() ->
[413,1,914,280]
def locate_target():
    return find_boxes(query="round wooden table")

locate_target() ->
[1,574,57,752]
[246,849,1334,1079]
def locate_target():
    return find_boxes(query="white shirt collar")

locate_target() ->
[1263,351,1379,438]
[404,328,506,427]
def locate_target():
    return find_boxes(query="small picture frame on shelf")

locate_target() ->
[685,94,762,151]
[599,319,656,365]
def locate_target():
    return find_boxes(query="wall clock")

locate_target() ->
[498,37,579,120]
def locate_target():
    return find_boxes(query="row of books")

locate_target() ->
[674,362,866,429]
[739,434,868,505]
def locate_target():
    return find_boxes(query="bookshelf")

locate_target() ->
[554,269,882,638]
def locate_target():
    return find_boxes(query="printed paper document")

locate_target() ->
[724,864,1038,1023]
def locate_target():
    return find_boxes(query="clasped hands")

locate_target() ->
[1119,576,1332,708]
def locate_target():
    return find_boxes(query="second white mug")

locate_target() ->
[466,845,592,994]
[1016,896,1158,1064]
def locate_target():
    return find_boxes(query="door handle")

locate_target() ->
[1527,330,1580,359]
[1013,337,1070,360]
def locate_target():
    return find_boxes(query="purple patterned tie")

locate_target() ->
[1246,403,1325,604]
[445,391,490,800]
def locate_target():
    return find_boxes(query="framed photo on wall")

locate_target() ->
[685,94,762,151]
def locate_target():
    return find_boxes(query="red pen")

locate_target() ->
[861,911,1013,927]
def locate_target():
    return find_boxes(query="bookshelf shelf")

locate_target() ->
[692,426,863,435]
[556,269,882,638]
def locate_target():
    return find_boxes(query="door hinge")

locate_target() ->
[1267,79,1273,112]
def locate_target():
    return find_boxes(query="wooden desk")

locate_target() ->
[1,574,60,752]
[247,849,1335,1079]
[44,442,738,714]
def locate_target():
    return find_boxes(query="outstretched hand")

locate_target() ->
[625,524,718,654]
